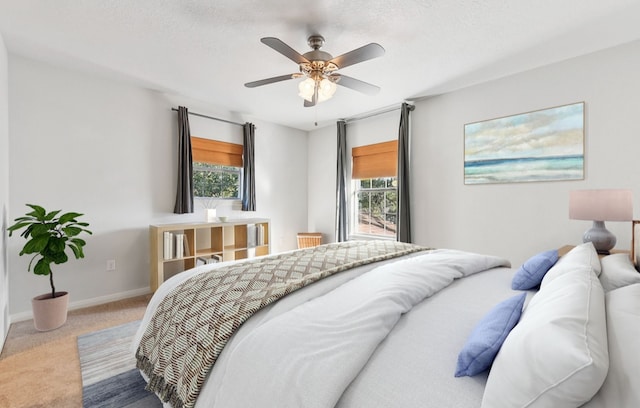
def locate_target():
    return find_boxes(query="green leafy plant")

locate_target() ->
[8,204,92,299]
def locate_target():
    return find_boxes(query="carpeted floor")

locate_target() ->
[0,295,151,408]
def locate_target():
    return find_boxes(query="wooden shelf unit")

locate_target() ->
[149,218,270,291]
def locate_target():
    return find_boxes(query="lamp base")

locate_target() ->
[583,220,616,255]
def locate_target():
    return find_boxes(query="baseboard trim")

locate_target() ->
[9,287,151,323]
[0,328,6,354]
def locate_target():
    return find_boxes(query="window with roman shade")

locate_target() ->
[351,140,398,237]
[191,136,243,199]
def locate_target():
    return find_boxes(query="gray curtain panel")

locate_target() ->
[336,120,348,242]
[242,122,256,211]
[397,103,415,243]
[174,106,194,214]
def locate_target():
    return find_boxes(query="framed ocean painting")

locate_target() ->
[464,102,585,185]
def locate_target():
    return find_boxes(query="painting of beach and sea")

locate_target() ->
[464,102,584,185]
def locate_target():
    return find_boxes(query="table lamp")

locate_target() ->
[569,189,633,254]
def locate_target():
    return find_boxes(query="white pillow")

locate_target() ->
[542,242,601,286]
[581,284,640,407]
[599,253,640,292]
[481,264,608,408]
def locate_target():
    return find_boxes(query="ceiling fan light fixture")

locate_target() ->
[248,35,385,107]
[298,77,315,102]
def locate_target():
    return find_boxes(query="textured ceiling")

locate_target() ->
[1,0,640,131]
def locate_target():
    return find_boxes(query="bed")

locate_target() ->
[132,240,640,408]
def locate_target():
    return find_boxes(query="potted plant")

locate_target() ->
[8,204,92,331]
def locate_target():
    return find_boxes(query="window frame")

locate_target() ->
[350,177,398,240]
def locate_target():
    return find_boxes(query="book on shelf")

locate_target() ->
[247,223,266,248]
[196,254,222,266]
[175,233,185,258]
[247,224,257,248]
[163,231,174,260]
[257,223,265,246]
[163,231,190,260]
[183,234,190,257]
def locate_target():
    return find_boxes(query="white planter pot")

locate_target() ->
[205,208,217,222]
[31,291,69,331]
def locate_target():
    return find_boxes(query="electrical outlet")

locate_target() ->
[106,260,116,271]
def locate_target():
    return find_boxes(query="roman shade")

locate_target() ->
[191,136,243,167]
[352,140,398,179]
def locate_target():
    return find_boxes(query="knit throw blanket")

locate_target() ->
[135,240,425,408]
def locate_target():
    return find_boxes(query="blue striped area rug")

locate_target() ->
[77,320,162,408]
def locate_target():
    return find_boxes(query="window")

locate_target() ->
[191,136,242,199]
[193,163,241,198]
[351,140,398,238]
[355,177,397,237]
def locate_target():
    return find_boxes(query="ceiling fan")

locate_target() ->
[244,35,385,107]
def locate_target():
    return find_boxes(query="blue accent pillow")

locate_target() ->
[455,292,527,377]
[512,250,559,290]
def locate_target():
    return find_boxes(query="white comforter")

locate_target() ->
[133,248,510,408]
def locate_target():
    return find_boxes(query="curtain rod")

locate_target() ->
[342,103,415,124]
[172,107,245,127]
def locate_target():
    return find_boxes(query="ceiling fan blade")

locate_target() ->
[244,74,297,88]
[261,37,310,65]
[329,43,385,69]
[334,74,380,95]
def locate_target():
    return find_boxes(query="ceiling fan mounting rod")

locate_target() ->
[307,35,325,50]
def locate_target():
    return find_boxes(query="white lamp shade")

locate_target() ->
[317,78,337,102]
[298,77,336,103]
[569,189,633,221]
[298,78,315,102]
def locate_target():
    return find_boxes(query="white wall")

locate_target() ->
[7,55,308,318]
[308,124,337,239]
[0,33,10,350]
[346,110,399,148]
[309,39,640,266]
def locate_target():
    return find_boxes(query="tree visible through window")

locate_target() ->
[355,177,397,237]
[193,163,240,198]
